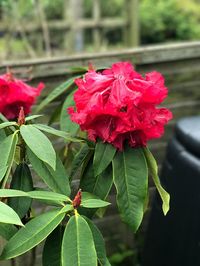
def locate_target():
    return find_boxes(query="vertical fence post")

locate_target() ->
[93,0,101,51]
[64,0,84,54]
[125,0,139,47]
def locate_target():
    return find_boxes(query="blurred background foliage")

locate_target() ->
[0,0,200,59]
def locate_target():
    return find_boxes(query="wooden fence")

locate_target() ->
[1,41,200,265]
[1,0,139,58]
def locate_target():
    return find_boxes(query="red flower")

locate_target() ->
[68,62,172,150]
[0,72,44,119]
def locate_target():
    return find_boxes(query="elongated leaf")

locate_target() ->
[0,133,18,181]
[81,199,110,209]
[27,148,70,196]
[0,208,66,260]
[0,166,8,181]
[84,217,111,266]
[60,91,79,135]
[0,201,23,227]
[20,125,56,170]
[0,189,27,197]
[36,76,78,113]
[0,122,17,130]
[81,162,113,201]
[8,163,33,218]
[27,191,71,203]
[25,115,43,121]
[93,140,116,177]
[0,223,17,240]
[0,113,8,122]
[33,124,81,142]
[61,215,97,266]
[70,144,91,179]
[43,225,64,266]
[0,129,6,141]
[112,147,148,232]
[143,147,170,215]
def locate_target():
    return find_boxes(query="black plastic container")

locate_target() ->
[143,116,200,266]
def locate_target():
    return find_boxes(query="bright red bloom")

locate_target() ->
[68,62,172,150]
[0,72,44,119]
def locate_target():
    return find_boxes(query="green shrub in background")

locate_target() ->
[140,0,200,44]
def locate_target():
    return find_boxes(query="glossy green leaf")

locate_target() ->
[0,122,17,130]
[0,208,66,260]
[70,144,91,180]
[60,91,79,135]
[0,133,18,181]
[0,201,23,227]
[0,189,27,197]
[81,162,113,202]
[8,163,33,218]
[0,134,15,181]
[61,215,97,266]
[0,113,9,123]
[20,125,56,170]
[143,147,170,215]
[43,225,64,266]
[27,190,71,203]
[33,124,81,142]
[36,76,78,113]
[48,104,63,126]
[93,140,116,177]
[27,148,70,196]
[80,161,113,218]
[84,217,111,266]
[25,115,43,121]
[112,147,148,232]
[81,199,110,209]
[0,129,6,141]
[0,223,17,240]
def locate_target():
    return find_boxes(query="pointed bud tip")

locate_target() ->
[72,189,82,209]
[17,106,25,126]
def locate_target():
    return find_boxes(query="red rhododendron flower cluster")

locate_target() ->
[68,62,172,150]
[0,72,44,119]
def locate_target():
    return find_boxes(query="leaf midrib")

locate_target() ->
[3,210,64,257]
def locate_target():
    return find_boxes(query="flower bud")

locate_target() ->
[17,106,25,126]
[72,189,82,209]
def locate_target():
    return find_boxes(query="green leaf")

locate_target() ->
[70,144,91,180]
[0,208,66,260]
[80,161,113,218]
[25,115,43,121]
[0,113,9,123]
[0,201,23,227]
[93,140,116,177]
[43,225,64,266]
[0,122,17,130]
[0,129,6,141]
[20,125,56,170]
[84,217,111,266]
[60,91,79,135]
[8,163,33,218]
[27,190,71,203]
[0,189,27,197]
[112,146,148,232]
[27,148,70,196]
[61,215,97,266]
[36,76,78,113]
[0,223,17,240]
[33,124,81,142]
[0,133,18,181]
[143,147,170,215]
[81,199,110,209]
[81,162,113,202]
